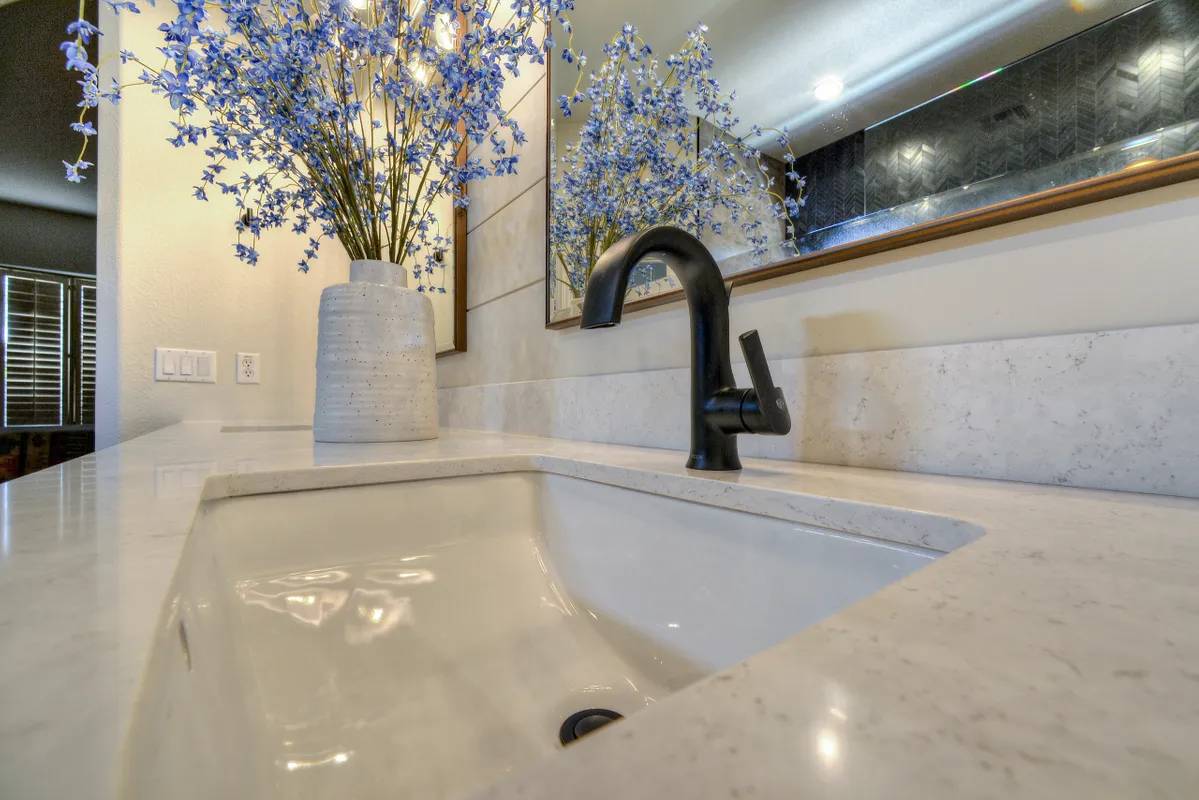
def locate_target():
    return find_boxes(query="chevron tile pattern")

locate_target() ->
[792,133,864,234]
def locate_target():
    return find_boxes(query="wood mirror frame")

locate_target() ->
[436,127,469,355]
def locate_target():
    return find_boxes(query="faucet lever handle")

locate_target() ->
[738,330,791,435]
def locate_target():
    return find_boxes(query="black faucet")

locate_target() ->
[580,225,791,471]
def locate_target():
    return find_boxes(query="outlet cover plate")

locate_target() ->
[236,352,260,384]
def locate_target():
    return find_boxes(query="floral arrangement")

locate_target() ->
[61,0,572,288]
[550,24,805,298]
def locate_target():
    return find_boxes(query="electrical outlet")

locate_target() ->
[236,352,260,384]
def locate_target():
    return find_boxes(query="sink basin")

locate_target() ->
[122,469,965,799]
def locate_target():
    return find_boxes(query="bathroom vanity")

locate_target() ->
[1,423,1196,798]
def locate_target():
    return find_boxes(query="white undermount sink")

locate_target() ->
[122,469,971,799]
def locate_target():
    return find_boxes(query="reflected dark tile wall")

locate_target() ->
[794,119,1198,255]
[793,0,1199,233]
[791,133,864,235]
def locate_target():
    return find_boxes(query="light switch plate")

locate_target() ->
[236,352,260,384]
[155,348,217,383]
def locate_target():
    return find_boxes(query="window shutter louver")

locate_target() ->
[3,275,65,427]
[78,284,97,425]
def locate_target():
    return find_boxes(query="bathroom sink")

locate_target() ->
[123,470,955,799]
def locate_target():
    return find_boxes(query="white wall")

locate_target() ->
[440,59,1199,496]
[96,4,350,447]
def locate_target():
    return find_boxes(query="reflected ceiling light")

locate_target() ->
[813,75,844,102]
[283,751,352,772]
[1121,133,1160,150]
[816,729,840,764]
[1124,157,1158,170]
[349,0,370,9]
[434,13,457,51]
[407,56,431,85]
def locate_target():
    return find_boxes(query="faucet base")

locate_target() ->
[686,440,742,471]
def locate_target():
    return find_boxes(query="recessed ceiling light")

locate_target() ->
[813,75,844,102]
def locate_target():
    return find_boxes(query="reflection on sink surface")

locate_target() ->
[219,424,313,433]
[123,471,958,799]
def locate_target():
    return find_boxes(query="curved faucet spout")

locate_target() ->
[581,226,729,331]
[579,226,790,471]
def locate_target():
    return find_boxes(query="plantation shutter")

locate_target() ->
[78,284,97,425]
[3,274,65,427]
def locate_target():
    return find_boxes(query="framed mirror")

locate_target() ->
[431,191,468,356]
[546,0,1199,327]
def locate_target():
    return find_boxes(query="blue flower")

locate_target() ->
[59,40,91,72]
[549,23,803,296]
[63,0,577,273]
[63,159,93,183]
[234,243,259,265]
[66,19,100,44]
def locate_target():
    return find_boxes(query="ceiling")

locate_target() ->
[0,0,1151,216]
[556,0,1148,155]
[0,0,97,216]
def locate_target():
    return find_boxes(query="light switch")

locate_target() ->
[155,348,218,383]
[155,347,179,381]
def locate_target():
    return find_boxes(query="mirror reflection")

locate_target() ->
[547,0,1198,324]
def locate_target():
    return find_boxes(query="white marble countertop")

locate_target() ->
[2,422,1197,799]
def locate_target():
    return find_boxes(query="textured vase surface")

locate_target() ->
[314,259,438,442]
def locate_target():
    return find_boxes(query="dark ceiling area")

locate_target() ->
[0,0,98,217]
[1,0,97,274]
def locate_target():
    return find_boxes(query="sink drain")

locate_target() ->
[558,708,623,745]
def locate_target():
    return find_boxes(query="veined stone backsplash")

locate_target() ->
[440,323,1199,498]
[449,36,1199,502]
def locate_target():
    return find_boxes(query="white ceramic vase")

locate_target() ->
[313,259,438,443]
